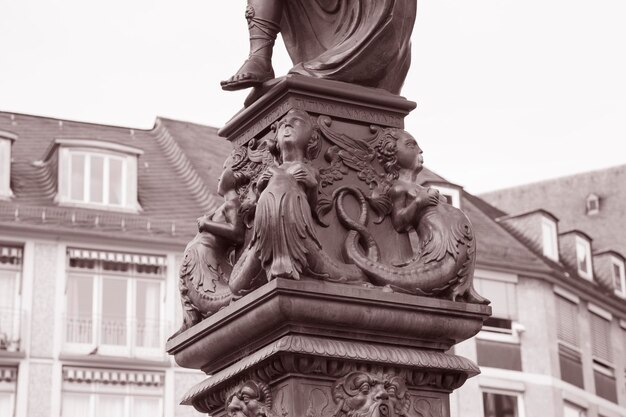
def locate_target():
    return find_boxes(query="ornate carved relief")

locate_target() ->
[226,380,276,417]
[333,372,415,417]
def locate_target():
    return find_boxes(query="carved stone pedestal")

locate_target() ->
[167,76,490,417]
[168,279,488,417]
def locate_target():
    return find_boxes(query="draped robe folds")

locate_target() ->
[280,0,417,94]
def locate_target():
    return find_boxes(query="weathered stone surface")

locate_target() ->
[169,76,491,416]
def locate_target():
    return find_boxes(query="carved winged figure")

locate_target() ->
[229,110,367,297]
[335,129,488,304]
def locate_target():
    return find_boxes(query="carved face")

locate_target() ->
[394,131,423,172]
[276,109,314,153]
[226,381,272,417]
[333,372,412,417]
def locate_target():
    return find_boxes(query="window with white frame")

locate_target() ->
[0,245,22,352]
[563,402,586,417]
[611,257,625,297]
[474,273,519,341]
[0,367,17,417]
[541,218,559,261]
[64,249,166,357]
[575,236,592,280]
[68,151,128,206]
[586,194,599,215]
[61,367,163,417]
[54,140,141,211]
[0,137,13,198]
[482,390,524,417]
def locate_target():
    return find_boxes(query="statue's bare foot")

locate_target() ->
[221,56,274,91]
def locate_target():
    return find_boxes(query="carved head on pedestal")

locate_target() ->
[332,372,413,417]
[272,109,322,163]
[226,380,274,417]
[376,129,424,180]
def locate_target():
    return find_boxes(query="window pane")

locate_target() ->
[70,154,85,201]
[576,242,589,273]
[482,392,518,417]
[136,281,161,348]
[96,395,125,417]
[613,263,624,292]
[133,397,161,417]
[109,158,123,205]
[62,393,91,417]
[89,155,104,204]
[66,275,94,344]
[101,278,127,346]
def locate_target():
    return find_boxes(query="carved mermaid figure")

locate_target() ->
[170,150,252,339]
[336,129,488,304]
[229,109,366,297]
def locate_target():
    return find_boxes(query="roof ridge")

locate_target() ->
[156,116,220,131]
[0,110,154,131]
[479,163,626,197]
[152,120,222,213]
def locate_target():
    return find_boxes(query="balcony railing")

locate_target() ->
[64,315,166,354]
[0,307,21,352]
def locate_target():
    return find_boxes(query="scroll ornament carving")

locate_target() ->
[329,128,488,303]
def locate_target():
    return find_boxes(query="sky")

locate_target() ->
[1,0,625,194]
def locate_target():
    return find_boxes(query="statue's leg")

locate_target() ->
[221,0,283,91]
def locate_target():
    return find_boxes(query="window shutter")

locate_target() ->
[556,296,579,347]
[590,313,612,363]
[474,278,517,320]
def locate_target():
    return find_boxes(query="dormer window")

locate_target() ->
[541,217,559,261]
[0,130,17,198]
[45,139,142,211]
[612,257,626,297]
[575,236,593,280]
[586,194,599,215]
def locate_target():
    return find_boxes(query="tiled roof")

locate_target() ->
[480,165,626,256]
[0,110,564,278]
[0,112,232,244]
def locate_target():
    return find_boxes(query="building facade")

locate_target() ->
[1,112,625,417]
[0,112,231,417]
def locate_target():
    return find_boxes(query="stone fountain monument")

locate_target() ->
[166,2,491,416]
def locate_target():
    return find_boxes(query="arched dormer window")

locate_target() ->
[44,139,142,211]
[586,194,599,215]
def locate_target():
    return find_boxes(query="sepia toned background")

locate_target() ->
[1,1,626,417]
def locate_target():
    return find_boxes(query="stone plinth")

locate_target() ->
[168,76,491,417]
[167,279,489,416]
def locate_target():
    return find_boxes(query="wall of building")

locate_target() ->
[0,231,205,417]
